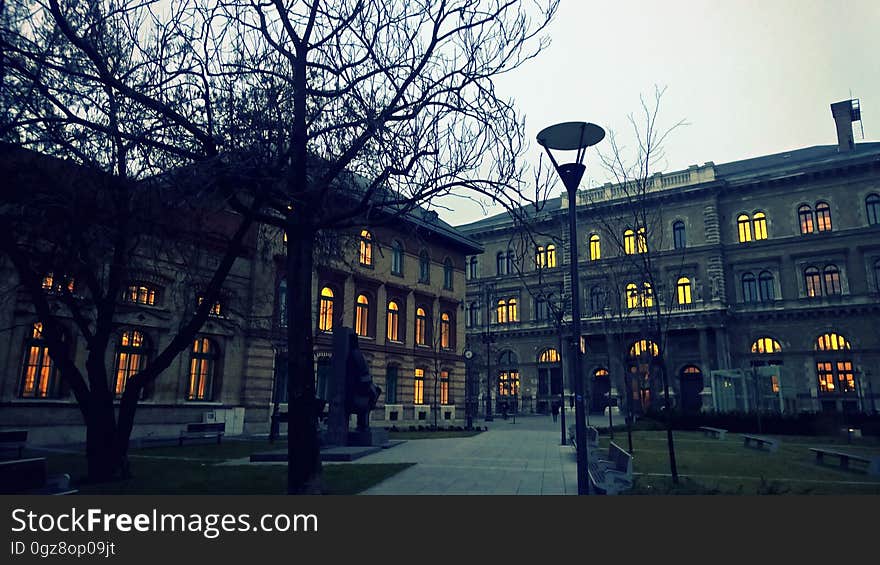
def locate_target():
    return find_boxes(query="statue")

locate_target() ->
[344,332,382,431]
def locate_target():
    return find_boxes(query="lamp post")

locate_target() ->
[537,121,605,496]
[483,282,496,421]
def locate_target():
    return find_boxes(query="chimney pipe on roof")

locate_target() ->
[830,100,857,152]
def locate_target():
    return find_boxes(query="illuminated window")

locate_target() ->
[125,284,158,306]
[624,229,635,254]
[816,332,851,351]
[278,278,287,327]
[496,299,508,324]
[391,241,404,276]
[536,245,545,268]
[627,282,652,309]
[355,294,370,337]
[626,283,639,309]
[507,298,518,322]
[636,227,648,253]
[867,194,880,225]
[41,272,75,293]
[359,230,373,266]
[546,244,557,268]
[440,370,450,405]
[589,234,601,260]
[386,300,400,342]
[443,258,454,290]
[751,337,782,354]
[823,265,841,295]
[629,339,660,358]
[758,271,775,301]
[753,212,768,240]
[318,287,334,331]
[677,277,692,305]
[804,267,822,297]
[20,323,58,399]
[798,205,814,234]
[414,368,425,404]
[815,202,832,232]
[595,368,609,379]
[419,250,430,283]
[742,272,758,303]
[498,371,520,396]
[539,348,560,363]
[440,312,452,349]
[817,361,835,392]
[197,295,223,317]
[415,307,427,345]
[737,214,752,243]
[115,330,148,397]
[673,221,686,249]
[188,337,218,401]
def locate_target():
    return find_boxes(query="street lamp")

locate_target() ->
[537,121,605,496]
[483,282,496,422]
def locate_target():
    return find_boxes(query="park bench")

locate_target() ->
[587,441,634,495]
[568,425,599,452]
[697,426,727,440]
[809,447,880,475]
[0,429,28,459]
[0,457,77,495]
[741,434,779,452]
[179,422,225,446]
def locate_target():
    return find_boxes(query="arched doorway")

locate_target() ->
[679,365,703,413]
[537,348,561,414]
[627,339,660,413]
[497,350,519,414]
[590,368,610,413]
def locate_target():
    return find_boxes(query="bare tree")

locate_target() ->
[2,0,559,492]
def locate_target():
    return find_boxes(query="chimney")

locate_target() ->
[830,99,857,152]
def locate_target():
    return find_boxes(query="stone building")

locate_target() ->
[0,146,479,444]
[459,100,880,417]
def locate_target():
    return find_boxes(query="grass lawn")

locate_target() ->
[387,430,483,440]
[603,430,880,494]
[23,442,412,495]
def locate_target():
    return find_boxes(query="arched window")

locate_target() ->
[673,221,686,249]
[188,337,218,401]
[804,267,822,298]
[125,283,159,306]
[867,194,880,225]
[823,265,841,295]
[546,244,557,268]
[798,204,814,234]
[753,212,768,240]
[539,348,560,363]
[115,329,148,397]
[20,322,59,399]
[415,307,427,345]
[385,365,398,403]
[391,240,404,276]
[742,272,758,303]
[440,370,450,405]
[440,312,452,349]
[625,283,639,309]
[354,294,370,336]
[507,298,519,322]
[419,250,430,283]
[815,202,832,232]
[737,214,752,242]
[636,227,648,253]
[624,229,635,254]
[496,252,506,275]
[590,286,605,314]
[468,256,478,280]
[359,230,373,266]
[443,258,454,290]
[589,234,601,260]
[816,332,851,351]
[677,277,692,305]
[318,287,335,331]
[386,300,400,342]
[496,299,508,324]
[535,245,545,268]
[414,367,425,404]
[751,337,782,354]
[758,271,775,301]
[815,333,854,394]
[506,250,515,274]
[642,282,653,308]
[629,339,660,358]
[278,278,287,327]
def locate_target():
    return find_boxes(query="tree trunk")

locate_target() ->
[286,226,322,494]
[658,360,679,483]
[84,394,123,482]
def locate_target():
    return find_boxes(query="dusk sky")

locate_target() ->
[441,0,880,226]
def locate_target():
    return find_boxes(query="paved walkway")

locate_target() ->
[345,412,623,495]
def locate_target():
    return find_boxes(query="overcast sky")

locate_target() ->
[439,0,880,226]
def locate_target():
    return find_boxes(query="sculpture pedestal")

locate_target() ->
[347,428,389,447]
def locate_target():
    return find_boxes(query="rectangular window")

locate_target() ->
[414,368,425,404]
[817,362,834,392]
[386,366,398,404]
[440,371,450,405]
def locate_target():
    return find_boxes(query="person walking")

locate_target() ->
[552,401,559,423]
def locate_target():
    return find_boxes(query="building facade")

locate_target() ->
[459,101,880,417]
